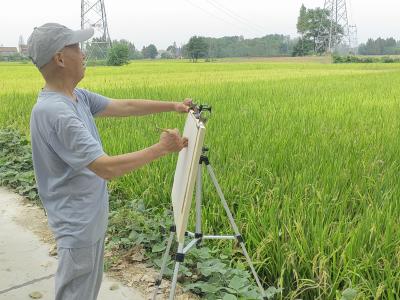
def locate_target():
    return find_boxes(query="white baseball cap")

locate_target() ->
[27,23,94,69]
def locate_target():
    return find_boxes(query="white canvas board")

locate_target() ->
[171,111,206,242]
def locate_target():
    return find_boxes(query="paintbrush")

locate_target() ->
[155,126,170,133]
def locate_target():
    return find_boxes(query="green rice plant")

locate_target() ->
[1,60,400,299]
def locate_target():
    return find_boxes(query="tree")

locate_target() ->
[167,41,178,58]
[186,36,208,62]
[293,4,343,55]
[296,4,308,54]
[161,51,174,59]
[309,8,343,53]
[142,44,158,59]
[107,43,129,66]
[130,51,144,60]
[113,39,136,59]
[292,38,314,56]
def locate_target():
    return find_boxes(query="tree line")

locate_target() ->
[358,38,400,55]
[98,4,398,65]
[99,33,400,66]
[88,34,297,65]
[4,4,399,64]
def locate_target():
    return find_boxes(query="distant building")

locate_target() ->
[18,44,28,56]
[18,35,28,57]
[0,47,18,59]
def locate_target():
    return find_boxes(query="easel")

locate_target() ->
[152,104,266,299]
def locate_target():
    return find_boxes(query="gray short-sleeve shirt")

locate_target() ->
[30,88,111,248]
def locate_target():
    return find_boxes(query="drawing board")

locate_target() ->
[171,111,206,242]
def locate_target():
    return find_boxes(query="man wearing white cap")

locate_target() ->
[28,23,190,300]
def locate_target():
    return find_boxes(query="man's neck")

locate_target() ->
[43,82,77,101]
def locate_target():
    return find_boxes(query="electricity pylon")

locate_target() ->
[316,0,354,54]
[81,0,112,60]
[348,25,358,54]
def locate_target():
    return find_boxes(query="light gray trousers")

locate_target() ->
[55,236,105,300]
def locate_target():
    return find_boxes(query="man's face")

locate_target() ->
[60,43,86,82]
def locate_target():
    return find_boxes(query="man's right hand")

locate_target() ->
[88,128,188,181]
[158,128,188,154]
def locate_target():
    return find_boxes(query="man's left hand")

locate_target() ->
[175,98,193,113]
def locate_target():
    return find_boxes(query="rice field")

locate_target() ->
[1,60,400,299]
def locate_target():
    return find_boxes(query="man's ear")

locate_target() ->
[54,52,65,68]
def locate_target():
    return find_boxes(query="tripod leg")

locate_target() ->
[237,241,266,299]
[152,226,176,300]
[195,164,203,245]
[169,242,185,300]
[206,164,266,298]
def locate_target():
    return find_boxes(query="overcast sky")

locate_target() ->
[1,0,399,49]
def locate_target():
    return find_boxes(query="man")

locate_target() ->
[28,23,190,300]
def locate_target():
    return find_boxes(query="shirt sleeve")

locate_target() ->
[79,89,111,116]
[48,112,105,171]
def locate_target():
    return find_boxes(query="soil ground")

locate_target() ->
[0,187,197,300]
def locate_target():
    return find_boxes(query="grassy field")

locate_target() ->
[1,60,400,299]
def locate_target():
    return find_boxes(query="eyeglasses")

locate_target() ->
[56,44,86,56]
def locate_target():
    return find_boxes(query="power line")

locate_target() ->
[184,0,263,37]
[185,0,240,29]
[205,0,266,35]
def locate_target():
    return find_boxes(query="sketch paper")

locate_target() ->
[171,111,206,242]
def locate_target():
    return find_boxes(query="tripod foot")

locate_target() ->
[153,226,176,300]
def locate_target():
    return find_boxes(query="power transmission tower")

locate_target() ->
[81,0,112,60]
[316,0,352,54]
[18,35,24,47]
[348,25,358,54]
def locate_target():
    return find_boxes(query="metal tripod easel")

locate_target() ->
[152,147,266,299]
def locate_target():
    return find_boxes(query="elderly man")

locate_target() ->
[28,23,189,300]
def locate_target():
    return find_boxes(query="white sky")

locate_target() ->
[0,0,399,50]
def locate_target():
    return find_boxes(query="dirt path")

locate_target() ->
[0,187,196,300]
